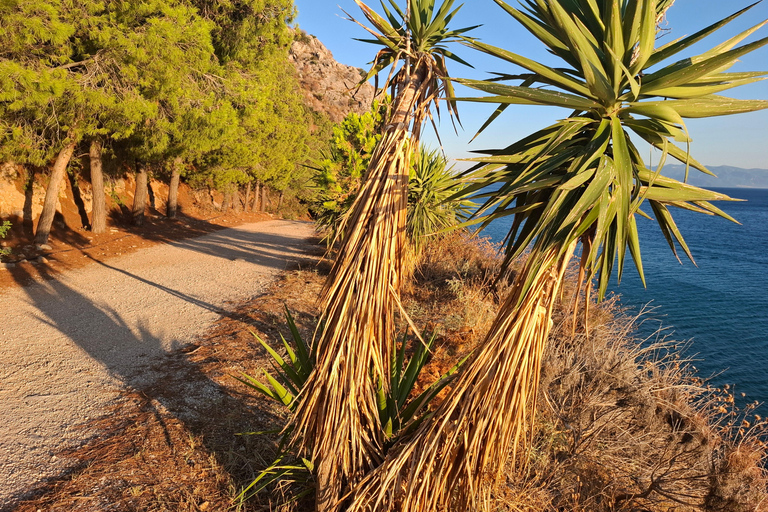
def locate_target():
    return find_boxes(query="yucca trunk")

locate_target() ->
[346,242,576,512]
[292,68,426,512]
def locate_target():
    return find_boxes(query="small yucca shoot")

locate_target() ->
[236,307,311,411]
[377,331,464,441]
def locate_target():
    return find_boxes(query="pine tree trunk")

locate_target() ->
[23,168,37,239]
[244,182,252,213]
[90,140,107,234]
[147,181,156,210]
[132,163,149,226]
[261,185,268,212]
[208,187,216,208]
[67,167,90,229]
[167,158,182,218]
[35,142,76,245]
[253,182,261,212]
[233,188,243,213]
[221,190,232,212]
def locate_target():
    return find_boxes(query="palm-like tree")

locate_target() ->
[346,1,768,510]
[288,1,475,509]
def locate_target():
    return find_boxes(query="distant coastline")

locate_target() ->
[661,164,768,189]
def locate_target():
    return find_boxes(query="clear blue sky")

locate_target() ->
[293,0,768,170]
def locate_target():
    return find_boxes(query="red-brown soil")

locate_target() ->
[0,175,279,290]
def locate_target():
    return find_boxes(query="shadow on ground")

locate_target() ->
[4,225,323,511]
[1,207,283,289]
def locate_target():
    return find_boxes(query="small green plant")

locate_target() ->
[238,308,314,414]
[0,220,11,258]
[235,307,461,503]
[108,186,125,208]
[310,101,388,244]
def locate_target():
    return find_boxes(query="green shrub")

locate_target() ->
[311,106,472,248]
[0,220,11,259]
[310,100,387,242]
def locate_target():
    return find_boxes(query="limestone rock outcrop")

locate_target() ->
[290,33,376,123]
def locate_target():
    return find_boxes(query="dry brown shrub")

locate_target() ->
[406,233,513,349]
[492,297,768,512]
[405,234,767,511]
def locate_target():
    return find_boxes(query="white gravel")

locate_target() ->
[0,219,315,508]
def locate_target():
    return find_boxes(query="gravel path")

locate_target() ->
[0,220,315,508]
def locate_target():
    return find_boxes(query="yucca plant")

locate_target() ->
[237,308,459,504]
[288,1,475,509]
[314,138,473,249]
[407,146,474,250]
[345,1,768,510]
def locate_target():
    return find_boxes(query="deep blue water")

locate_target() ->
[479,188,768,412]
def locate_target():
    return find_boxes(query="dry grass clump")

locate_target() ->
[401,234,767,512]
[414,231,508,294]
[404,232,513,361]
[706,440,768,511]
[489,301,768,512]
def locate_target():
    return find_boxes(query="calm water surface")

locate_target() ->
[479,188,768,411]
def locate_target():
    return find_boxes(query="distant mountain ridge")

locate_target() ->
[661,164,768,189]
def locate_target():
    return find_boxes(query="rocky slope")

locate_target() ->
[290,32,376,123]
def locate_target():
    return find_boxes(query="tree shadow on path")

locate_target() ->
[2,226,318,511]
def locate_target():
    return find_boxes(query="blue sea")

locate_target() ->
[479,188,768,412]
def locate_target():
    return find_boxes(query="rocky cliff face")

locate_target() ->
[290,33,375,123]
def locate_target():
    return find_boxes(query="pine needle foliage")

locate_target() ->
[288,1,476,509]
[0,0,311,227]
[312,110,473,249]
[311,101,388,243]
[345,1,768,510]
